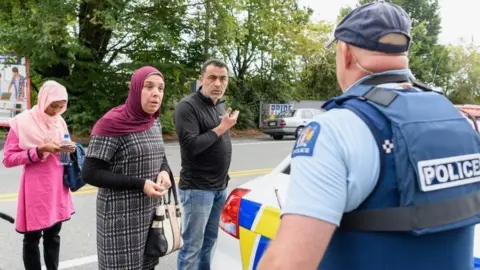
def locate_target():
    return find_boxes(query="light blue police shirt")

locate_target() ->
[281,69,415,226]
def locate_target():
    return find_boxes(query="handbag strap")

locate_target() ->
[167,169,180,205]
[161,168,179,206]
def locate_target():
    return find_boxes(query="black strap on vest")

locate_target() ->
[358,74,437,107]
[361,74,410,86]
[361,74,435,92]
[362,87,399,107]
[340,74,480,232]
[340,190,480,232]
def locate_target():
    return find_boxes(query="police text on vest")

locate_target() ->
[417,154,480,192]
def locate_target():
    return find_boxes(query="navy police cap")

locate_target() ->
[325,0,412,54]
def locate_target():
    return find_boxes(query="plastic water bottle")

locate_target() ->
[59,134,71,165]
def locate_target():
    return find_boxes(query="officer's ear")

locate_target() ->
[337,41,353,70]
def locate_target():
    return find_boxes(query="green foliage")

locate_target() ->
[291,22,341,100]
[444,42,480,104]
[160,107,176,135]
[0,0,478,136]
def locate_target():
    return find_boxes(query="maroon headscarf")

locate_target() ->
[91,66,164,137]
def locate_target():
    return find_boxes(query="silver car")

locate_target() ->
[262,108,325,140]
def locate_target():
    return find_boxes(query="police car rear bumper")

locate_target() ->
[212,229,242,270]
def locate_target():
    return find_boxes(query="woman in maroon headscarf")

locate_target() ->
[82,66,172,270]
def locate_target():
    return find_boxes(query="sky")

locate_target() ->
[297,0,479,47]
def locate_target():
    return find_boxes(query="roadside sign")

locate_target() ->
[0,52,31,127]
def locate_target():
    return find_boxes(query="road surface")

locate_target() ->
[0,138,296,270]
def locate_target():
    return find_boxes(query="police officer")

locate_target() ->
[258,2,480,270]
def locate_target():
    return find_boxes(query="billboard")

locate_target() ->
[269,104,293,116]
[0,52,31,127]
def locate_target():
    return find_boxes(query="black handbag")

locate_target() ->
[144,169,183,257]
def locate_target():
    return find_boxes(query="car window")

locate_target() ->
[277,110,296,118]
[282,164,290,175]
[312,109,324,115]
[301,110,314,119]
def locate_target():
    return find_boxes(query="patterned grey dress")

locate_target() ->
[86,122,165,270]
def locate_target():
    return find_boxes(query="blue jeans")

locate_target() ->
[177,188,228,270]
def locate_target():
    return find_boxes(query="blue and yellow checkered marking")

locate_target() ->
[238,198,281,270]
[239,199,261,230]
[251,235,270,269]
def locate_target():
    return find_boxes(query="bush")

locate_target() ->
[160,108,175,134]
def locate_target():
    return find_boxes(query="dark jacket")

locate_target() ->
[174,90,232,190]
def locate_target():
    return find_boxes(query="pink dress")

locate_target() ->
[2,129,75,233]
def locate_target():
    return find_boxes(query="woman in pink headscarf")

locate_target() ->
[2,80,76,270]
[82,66,172,270]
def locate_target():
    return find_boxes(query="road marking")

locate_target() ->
[41,255,98,270]
[0,168,273,203]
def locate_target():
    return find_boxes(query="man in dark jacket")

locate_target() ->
[174,58,239,270]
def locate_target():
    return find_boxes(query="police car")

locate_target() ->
[212,106,480,270]
[212,154,290,270]
[211,154,480,269]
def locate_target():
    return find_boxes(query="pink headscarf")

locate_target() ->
[9,80,69,153]
[91,66,164,137]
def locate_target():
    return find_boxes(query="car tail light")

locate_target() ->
[219,188,251,239]
[280,120,286,127]
[262,119,266,127]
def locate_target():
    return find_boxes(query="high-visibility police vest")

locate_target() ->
[320,73,480,270]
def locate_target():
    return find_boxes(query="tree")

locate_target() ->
[445,42,480,104]
[292,21,340,100]
[0,0,191,134]
[215,0,312,128]
[11,0,468,134]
